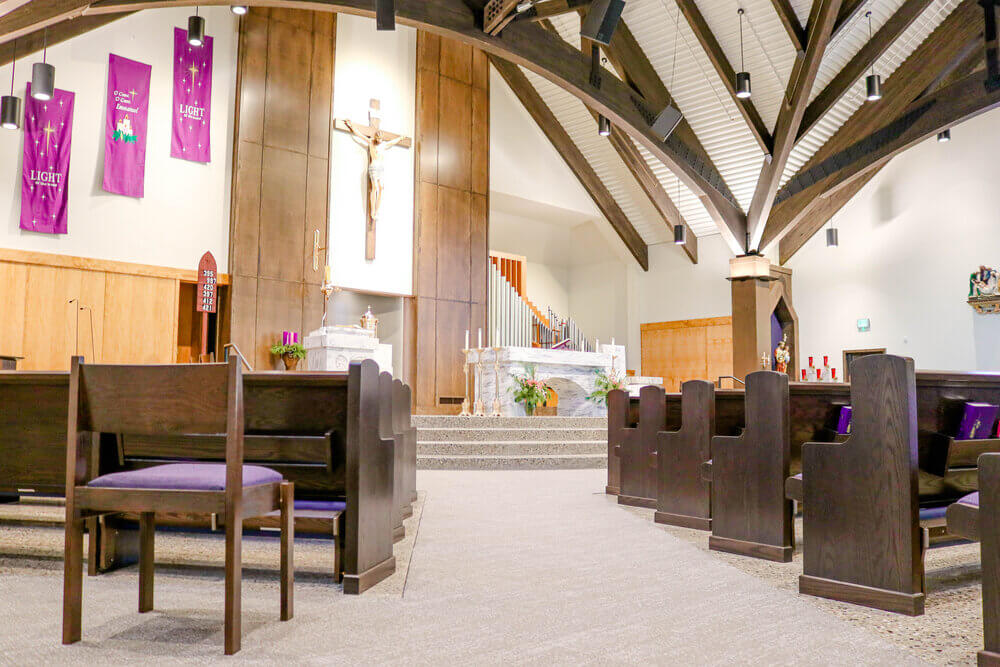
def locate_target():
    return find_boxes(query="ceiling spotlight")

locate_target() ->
[188,8,205,47]
[826,227,839,247]
[30,28,54,101]
[581,0,625,46]
[376,0,395,30]
[938,129,951,142]
[735,8,751,100]
[674,224,687,245]
[598,115,611,136]
[231,5,248,15]
[864,12,881,102]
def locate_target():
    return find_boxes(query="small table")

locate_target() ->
[0,356,22,370]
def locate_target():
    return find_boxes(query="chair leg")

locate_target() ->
[62,514,85,645]
[224,504,242,655]
[280,482,294,621]
[139,512,155,613]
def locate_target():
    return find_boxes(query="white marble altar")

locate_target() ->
[470,344,626,417]
[304,325,393,374]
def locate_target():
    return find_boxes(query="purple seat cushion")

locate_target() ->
[294,499,346,512]
[791,473,802,481]
[957,492,980,508]
[88,463,282,491]
[919,505,948,521]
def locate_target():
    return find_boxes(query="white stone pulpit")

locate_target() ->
[304,325,393,375]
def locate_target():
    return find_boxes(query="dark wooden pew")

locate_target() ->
[656,380,715,530]
[393,379,417,514]
[947,454,998,665]
[0,360,405,595]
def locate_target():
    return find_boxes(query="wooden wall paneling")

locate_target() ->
[435,299,470,399]
[470,302,486,346]
[308,25,334,159]
[176,283,197,363]
[471,85,489,196]
[304,155,329,286]
[229,275,258,365]
[470,192,488,304]
[415,45,440,184]
[237,10,268,144]
[665,326,708,392]
[101,274,175,365]
[415,296,437,410]
[22,266,105,370]
[436,76,472,192]
[255,279,304,370]
[258,147,308,282]
[706,323,734,385]
[231,140,263,278]
[0,262,27,357]
[301,282,325,338]
[269,7,315,30]
[436,187,472,302]
[439,37,473,85]
[414,182,439,298]
[262,17,313,153]
[472,47,489,91]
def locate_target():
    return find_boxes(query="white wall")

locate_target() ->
[328,14,415,296]
[787,107,1000,372]
[633,236,733,325]
[0,7,238,272]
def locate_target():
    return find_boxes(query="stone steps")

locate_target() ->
[414,415,607,470]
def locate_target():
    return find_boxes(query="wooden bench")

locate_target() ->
[0,360,407,595]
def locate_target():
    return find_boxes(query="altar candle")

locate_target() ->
[282,330,290,346]
[293,332,299,344]
[816,368,822,381]
[808,356,814,367]
[831,368,837,381]
[324,265,331,284]
[465,329,470,350]
[611,337,615,346]
[596,338,600,350]
[823,355,829,366]
[801,369,806,381]
[478,328,482,348]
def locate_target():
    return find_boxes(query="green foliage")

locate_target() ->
[510,364,552,413]
[270,342,306,359]
[587,368,627,405]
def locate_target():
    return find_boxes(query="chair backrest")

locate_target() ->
[67,356,243,489]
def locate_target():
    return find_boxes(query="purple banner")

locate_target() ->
[171,26,213,163]
[103,54,151,197]
[20,84,74,235]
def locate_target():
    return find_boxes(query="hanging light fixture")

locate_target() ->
[598,115,611,136]
[864,12,882,101]
[735,8,751,99]
[231,5,248,15]
[2,42,22,130]
[30,28,54,101]
[938,129,951,142]
[674,178,686,245]
[826,224,839,247]
[188,7,206,47]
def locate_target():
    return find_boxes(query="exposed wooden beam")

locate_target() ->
[0,0,90,44]
[519,0,592,24]
[745,0,842,250]
[0,1,34,18]
[64,0,745,243]
[762,0,981,255]
[769,0,806,52]
[598,16,745,254]
[484,0,519,34]
[798,0,935,141]
[674,0,774,155]
[490,55,649,270]
[831,0,868,38]
[0,12,128,65]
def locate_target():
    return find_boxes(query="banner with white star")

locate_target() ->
[104,54,151,197]
[171,26,213,163]
[20,84,74,235]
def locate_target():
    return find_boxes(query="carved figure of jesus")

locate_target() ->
[334,99,412,261]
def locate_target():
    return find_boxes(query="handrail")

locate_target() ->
[223,343,253,372]
[717,375,745,387]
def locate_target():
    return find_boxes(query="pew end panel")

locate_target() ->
[709,371,793,562]
[618,386,664,509]
[799,354,924,615]
[980,453,1000,665]
[655,380,714,531]
[606,389,632,496]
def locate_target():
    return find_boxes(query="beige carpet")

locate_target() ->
[0,470,934,664]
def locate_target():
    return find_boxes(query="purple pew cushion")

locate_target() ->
[956,492,980,508]
[294,499,346,512]
[919,505,948,521]
[88,463,282,491]
[792,473,802,481]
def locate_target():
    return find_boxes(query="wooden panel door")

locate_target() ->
[0,262,27,358]
[102,273,177,364]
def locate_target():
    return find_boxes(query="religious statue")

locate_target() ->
[335,99,412,261]
[969,265,999,297]
[774,334,790,374]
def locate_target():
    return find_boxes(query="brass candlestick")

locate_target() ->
[491,346,503,417]
[473,348,486,417]
[459,348,472,417]
[319,279,342,328]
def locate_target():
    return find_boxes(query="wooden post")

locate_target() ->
[731,276,774,381]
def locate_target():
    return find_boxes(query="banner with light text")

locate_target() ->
[20,84,74,235]
[171,26,213,162]
[103,54,151,197]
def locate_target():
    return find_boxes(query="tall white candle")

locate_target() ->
[495,328,500,347]
[465,329,469,350]
[596,338,600,350]
[611,337,615,346]
[478,328,482,348]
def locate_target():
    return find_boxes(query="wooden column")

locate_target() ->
[406,33,489,413]
[731,265,798,381]
[228,9,335,370]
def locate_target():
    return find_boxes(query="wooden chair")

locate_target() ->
[62,356,293,655]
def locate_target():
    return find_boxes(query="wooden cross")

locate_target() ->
[334,99,412,261]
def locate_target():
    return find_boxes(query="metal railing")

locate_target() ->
[223,343,254,371]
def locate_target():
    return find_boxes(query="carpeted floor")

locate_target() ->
[0,470,953,664]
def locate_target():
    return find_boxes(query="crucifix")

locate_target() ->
[334,99,412,261]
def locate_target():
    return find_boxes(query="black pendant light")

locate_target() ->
[581,0,625,46]
[826,226,839,247]
[864,12,882,101]
[30,28,54,101]
[231,5,248,15]
[2,41,21,130]
[674,178,686,245]
[598,115,611,136]
[188,7,206,47]
[938,129,951,142]
[376,0,396,30]
[735,8,751,99]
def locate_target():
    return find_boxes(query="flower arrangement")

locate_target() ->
[511,364,552,416]
[269,342,306,360]
[587,368,627,405]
